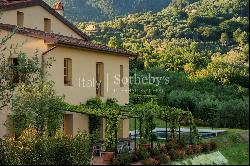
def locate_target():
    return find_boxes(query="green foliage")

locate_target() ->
[220,33,229,45]
[167,90,197,111]
[113,148,132,165]
[0,128,92,165]
[0,32,45,111]
[159,154,171,164]
[130,95,158,105]
[133,147,150,161]
[86,97,102,135]
[6,79,65,137]
[216,98,249,129]
[44,0,171,22]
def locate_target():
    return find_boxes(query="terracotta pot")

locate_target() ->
[102,151,115,164]
[139,144,151,149]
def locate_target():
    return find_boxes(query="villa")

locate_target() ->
[0,0,135,139]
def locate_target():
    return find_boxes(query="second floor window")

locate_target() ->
[17,11,24,27]
[44,18,51,33]
[120,65,124,87]
[64,58,72,86]
[96,62,104,97]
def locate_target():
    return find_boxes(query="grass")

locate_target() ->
[204,129,249,165]
[129,119,249,165]
[129,118,166,130]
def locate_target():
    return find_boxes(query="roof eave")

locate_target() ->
[49,43,137,58]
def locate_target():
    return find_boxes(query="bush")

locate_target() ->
[113,148,132,165]
[217,98,249,129]
[202,143,211,153]
[165,139,178,150]
[0,138,7,165]
[168,148,178,160]
[209,142,218,151]
[167,90,198,112]
[141,158,160,165]
[186,145,194,155]
[176,149,185,159]
[193,144,203,154]
[132,147,150,161]
[159,154,171,164]
[0,129,92,165]
[149,145,161,157]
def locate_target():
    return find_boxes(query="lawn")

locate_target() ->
[129,119,249,165]
[204,129,249,165]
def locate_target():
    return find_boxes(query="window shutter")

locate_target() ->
[120,65,124,87]
[68,59,72,85]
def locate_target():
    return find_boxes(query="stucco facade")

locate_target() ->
[0,6,82,39]
[0,1,131,139]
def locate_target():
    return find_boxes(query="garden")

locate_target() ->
[0,96,220,165]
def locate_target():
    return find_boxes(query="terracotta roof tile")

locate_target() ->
[0,23,137,57]
[0,0,90,40]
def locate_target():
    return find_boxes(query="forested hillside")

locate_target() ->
[76,0,249,129]
[44,0,171,22]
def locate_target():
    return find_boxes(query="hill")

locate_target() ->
[75,0,249,129]
[44,0,171,22]
[82,0,249,88]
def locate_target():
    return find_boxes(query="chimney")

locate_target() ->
[53,1,64,16]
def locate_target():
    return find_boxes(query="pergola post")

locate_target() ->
[134,117,137,152]
[139,118,142,140]
[115,117,118,157]
[165,118,168,144]
[190,126,193,145]
[178,119,181,142]
[150,116,153,150]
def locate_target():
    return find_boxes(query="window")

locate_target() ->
[9,58,20,84]
[63,114,73,136]
[120,65,124,87]
[64,58,72,86]
[96,62,104,97]
[44,18,51,33]
[17,11,24,27]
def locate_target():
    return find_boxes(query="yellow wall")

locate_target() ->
[46,46,129,105]
[0,31,130,138]
[0,6,82,39]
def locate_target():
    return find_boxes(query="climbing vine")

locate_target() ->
[56,98,201,151]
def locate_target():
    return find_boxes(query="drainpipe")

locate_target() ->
[41,46,57,78]
[42,46,57,64]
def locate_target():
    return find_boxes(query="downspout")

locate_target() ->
[42,45,57,64]
[41,46,57,79]
[40,45,57,136]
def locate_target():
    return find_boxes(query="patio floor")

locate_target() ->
[92,156,142,165]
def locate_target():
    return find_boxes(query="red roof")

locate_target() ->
[0,23,136,57]
[0,0,89,40]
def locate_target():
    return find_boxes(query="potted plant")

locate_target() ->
[139,138,151,149]
[102,145,116,164]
